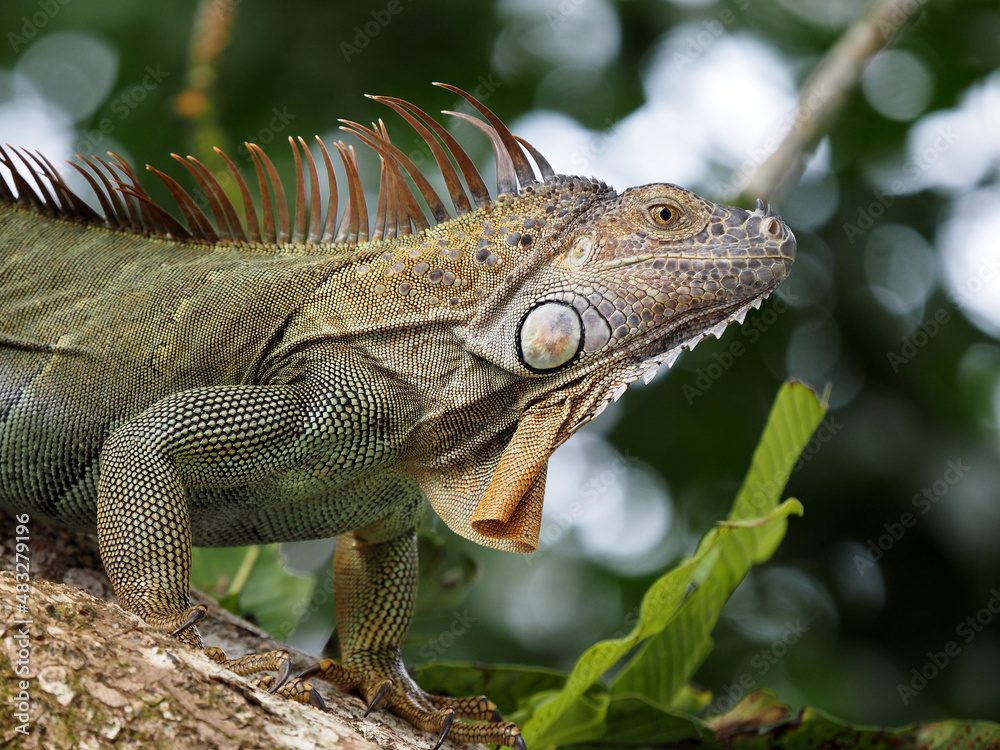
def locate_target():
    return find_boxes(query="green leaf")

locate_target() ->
[707,690,1000,749]
[192,543,315,640]
[520,382,826,749]
[609,382,823,704]
[564,694,708,749]
[409,662,569,719]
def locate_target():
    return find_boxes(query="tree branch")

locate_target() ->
[741,0,927,203]
[0,513,475,750]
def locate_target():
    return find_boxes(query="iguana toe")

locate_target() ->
[299,655,525,748]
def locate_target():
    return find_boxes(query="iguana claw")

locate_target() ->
[169,604,207,637]
[271,653,292,692]
[364,679,393,717]
[298,655,525,748]
[431,709,456,750]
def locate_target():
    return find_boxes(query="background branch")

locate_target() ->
[741,0,927,203]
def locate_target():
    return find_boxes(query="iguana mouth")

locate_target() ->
[568,292,778,432]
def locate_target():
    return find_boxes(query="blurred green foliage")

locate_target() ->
[2,0,999,735]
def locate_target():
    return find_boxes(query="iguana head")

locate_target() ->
[461,177,795,421]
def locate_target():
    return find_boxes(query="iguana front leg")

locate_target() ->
[300,528,525,749]
[96,384,320,699]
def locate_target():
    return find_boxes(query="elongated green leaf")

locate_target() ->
[565,693,708,749]
[192,543,315,639]
[610,383,824,703]
[520,382,825,749]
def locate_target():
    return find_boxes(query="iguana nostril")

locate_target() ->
[765,218,782,238]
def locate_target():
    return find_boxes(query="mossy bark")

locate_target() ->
[0,512,468,750]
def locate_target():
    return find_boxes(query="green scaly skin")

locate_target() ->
[0,92,795,748]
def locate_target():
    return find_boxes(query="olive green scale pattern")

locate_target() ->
[0,155,793,748]
[0,184,600,748]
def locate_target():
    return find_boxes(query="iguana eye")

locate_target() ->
[649,204,680,227]
[517,302,583,373]
[567,235,594,268]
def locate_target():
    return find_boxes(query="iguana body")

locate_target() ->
[0,85,795,747]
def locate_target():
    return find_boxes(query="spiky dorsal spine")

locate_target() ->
[0,84,555,249]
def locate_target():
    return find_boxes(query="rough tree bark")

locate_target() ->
[0,512,480,750]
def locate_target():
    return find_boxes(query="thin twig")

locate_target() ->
[741,0,927,204]
[174,0,238,163]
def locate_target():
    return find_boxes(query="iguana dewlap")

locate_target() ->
[0,84,795,748]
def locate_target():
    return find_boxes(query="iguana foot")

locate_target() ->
[165,604,301,697]
[204,645,293,693]
[298,656,525,749]
[255,674,329,709]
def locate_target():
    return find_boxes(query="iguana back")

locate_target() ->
[0,85,795,748]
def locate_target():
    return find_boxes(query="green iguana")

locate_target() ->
[0,83,795,749]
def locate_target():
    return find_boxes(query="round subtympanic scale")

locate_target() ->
[519,302,582,371]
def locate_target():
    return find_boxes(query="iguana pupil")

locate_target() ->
[517,302,584,372]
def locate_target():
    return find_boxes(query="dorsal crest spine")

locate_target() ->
[0,84,554,247]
